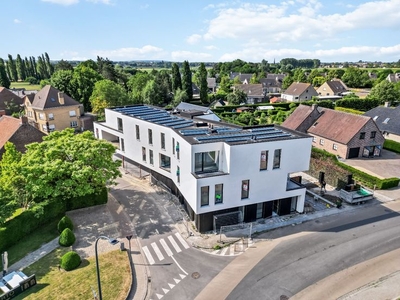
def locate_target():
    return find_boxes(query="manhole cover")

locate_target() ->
[192,272,200,279]
[280,296,289,300]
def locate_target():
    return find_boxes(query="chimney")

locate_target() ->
[58,92,65,105]
[0,110,5,117]
[384,101,390,108]
[20,116,28,125]
[311,104,318,110]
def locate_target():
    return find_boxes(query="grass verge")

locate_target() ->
[9,81,41,91]
[14,249,130,300]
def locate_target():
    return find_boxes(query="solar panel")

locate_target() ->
[140,113,170,121]
[216,128,242,134]
[172,122,194,129]
[250,127,275,132]
[256,133,291,140]
[196,133,253,142]
[180,129,209,136]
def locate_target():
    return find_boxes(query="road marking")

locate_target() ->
[220,247,229,256]
[229,244,235,256]
[160,239,173,257]
[175,232,190,249]
[139,199,146,210]
[151,242,164,261]
[174,278,181,284]
[162,288,169,294]
[142,246,155,265]
[168,236,182,253]
[168,283,175,289]
[155,229,159,235]
[139,228,147,239]
[171,256,188,275]
[156,293,163,299]
[212,249,220,254]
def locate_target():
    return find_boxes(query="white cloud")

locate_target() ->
[86,0,113,4]
[204,45,218,50]
[41,0,78,5]
[171,51,212,61]
[186,34,202,45]
[94,45,166,60]
[14,19,21,24]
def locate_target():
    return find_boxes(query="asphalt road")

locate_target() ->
[227,201,400,300]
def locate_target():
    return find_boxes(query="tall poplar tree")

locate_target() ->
[16,54,26,81]
[171,63,182,93]
[198,63,208,104]
[44,52,54,76]
[0,59,11,88]
[182,61,193,101]
[7,54,18,82]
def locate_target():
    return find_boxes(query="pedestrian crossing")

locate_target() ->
[142,232,190,265]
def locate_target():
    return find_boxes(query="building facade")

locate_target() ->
[94,105,312,232]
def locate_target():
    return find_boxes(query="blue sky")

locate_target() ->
[2,0,400,63]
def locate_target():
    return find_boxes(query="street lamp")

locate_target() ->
[95,236,119,300]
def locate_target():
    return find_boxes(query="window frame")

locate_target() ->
[370,131,376,139]
[159,153,171,172]
[260,150,268,170]
[136,125,140,140]
[148,129,153,145]
[359,132,366,140]
[273,149,281,170]
[149,149,154,165]
[241,180,250,199]
[161,133,166,150]
[117,118,123,132]
[215,184,223,204]
[69,110,76,117]
[201,186,209,206]
[142,147,146,162]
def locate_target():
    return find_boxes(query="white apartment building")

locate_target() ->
[94,105,312,232]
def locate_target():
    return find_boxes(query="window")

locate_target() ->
[333,144,338,150]
[177,166,180,183]
[159,154,170,171]
[256,203,263,219]
[370,131,376,139]
[172,138,175,154]
[142,147,146,162]
[136,125,140,140]
[273,149,281,169]
[117,118,123,132]
[195,151,219,173]
[260,150,268,170]
[383,118,390,124]
[215,184,223,204]
[161,133,165,149]
[312,136,317,143]
[42,124,47,131]
[320,139,324,145]
[48,113,54,120]
[121,138,125,152]
[39,113,45,120]
[49,124,55,132]
[241,180,249,199]
[69,110,76,117]
[148,129,153,144]
[28,111,32,117]
[70,121,78,128]
[359,132,365,139]
[149,149,154,165]
[201,186,209,206]
[176,142,180,160]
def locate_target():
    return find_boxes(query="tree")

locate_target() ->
[16,54,26,81]
[44,52,54,77]
[367,80,400,104]
[171,63,182,93]
[127,71,152,103]
[142,79,162,106]
[219,75,232,93]
[172,88,188,106]
[312,76,326,87]
[182,61,193,101]
[90,79,129,118]
[342,67,371,88]
[154,70,172,105]
[0,59,10,88]
[55,59,74,71]
[282,74,294,89]
[227,88,247,105]
[36,55,48,80]
[50,70,75,97]
[198,63,208,104]
[97,56,118,82]
[7,54,18,82]
[307,69,320,83]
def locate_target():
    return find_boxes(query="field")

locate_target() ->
[9,81,41,91]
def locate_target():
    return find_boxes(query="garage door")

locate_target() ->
[348,147,360,158]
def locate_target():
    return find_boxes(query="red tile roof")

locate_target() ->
[281,105,316,130]
[0,116,21,149]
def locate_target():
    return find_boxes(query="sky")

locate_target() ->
[2,0,400,63]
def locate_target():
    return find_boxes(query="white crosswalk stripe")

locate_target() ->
[142,233,190,265]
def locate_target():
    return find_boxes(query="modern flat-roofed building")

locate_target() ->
[94,105,312,232]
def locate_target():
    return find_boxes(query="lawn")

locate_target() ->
[14,249,131,300]
[9,81,41,91]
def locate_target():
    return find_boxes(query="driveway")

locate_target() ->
[342,149,400,179]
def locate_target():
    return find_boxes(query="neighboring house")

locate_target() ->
[260,75,284,94]
[386,73,400,83]
[317,80,348,96]
[281,83,318,102]
[282,104,385,159]
[0,87,24,115]
[207,78,217,93]
[230,73,252,84]
[0,115,46,158]
[364,105,400,143]
[233,84,265,104]
[94,105,312,232]
[23,85,85,134]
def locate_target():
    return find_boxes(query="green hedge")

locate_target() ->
[60,251,81,271]
[57,215,74,233]
[383,139,400,154]
[59,228,76,247]
[334,107,365,115]
[0,187,108,253]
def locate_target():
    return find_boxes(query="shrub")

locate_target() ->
[60,251,81,271]
[59,228,76,247]
[383,139,400,154]
[57,215,74,233]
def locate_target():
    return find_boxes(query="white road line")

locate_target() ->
[142,246,155,265]
[220,247,229,256]
[139,199,146,210]
[151,242,164,261]
[171,256,188,275]
[229,244,235,256]
[175,232,190,249]
[160,239,173,257]
[168,236,182,253]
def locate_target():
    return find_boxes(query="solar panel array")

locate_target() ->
[113,106,193,129]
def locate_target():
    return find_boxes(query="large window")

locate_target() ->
[117,118,123,131]
[241,180,249,199]
[215,184,223,204]
[149,149,153,165]
[260,150,268,170]
[195,151,219,173]
[142,147,146,162]
[161,133,166,149]
[148,129,153,144]
[136,125,140,140]
[201,186,209,206]
[273,149,281,169]
[159,154,170,172]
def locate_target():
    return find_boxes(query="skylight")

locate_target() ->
[373,116,378,121]
[383,118,390,124]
